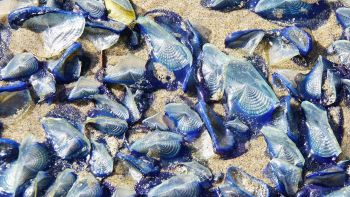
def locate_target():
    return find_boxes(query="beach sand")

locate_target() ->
[2,0,349,191]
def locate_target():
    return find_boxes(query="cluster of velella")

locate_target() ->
[2,0,350,196]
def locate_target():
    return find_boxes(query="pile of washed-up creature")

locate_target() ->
[1,0,350,196]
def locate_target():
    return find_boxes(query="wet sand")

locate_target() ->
[2,0,349,190]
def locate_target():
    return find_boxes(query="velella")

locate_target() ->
[199,43,230,101]
[201,0,247,10]
[261,125,305,167]
[75,0,106,19]
[111,187,136,197]
[116,152,160,176]
[301,101,342,160]
[270,96,299,142]
[164,102,203,140]
[103,54,147,86]
[0,138,19,164]
[281,26,312,56]
[0,0,38,20]
[41,117,91,160]
[66,174,103,197]
[218,166,271,197]
[47,42,83,84]
[68,77,101,101]
[305,164,347,187]
[297,56,330,102]
[91,94,130,121]
[0,53,39,81]
[0,89,33,117]
[122,87,142,123]
[0,136,49,196]
[89,140,114,178]
[105,0,136,25]
[324,186,350,197]
[195,99,236,156]
[8,6,86,57]
[265,158,302,196]
[29,69,56,102]
[130,131,184,159]
[272,69,300,97]
[225,58,279,122]
[148,175,202,197]
[328,40,350,67]
[0,24,12,68]
[45,169,77,197]
[84,20,126,51]
[322,69,341,106]
[177,161,213,185]
[0,81,28,93]
[225,29,265,55]
[225,117,250,139]
[252,0,329,26]
[336,7,350,29]
[268,36,300,65]
[20,171,53,197]
[86,114,128,137]
[142,112,170,131]
[137,16,193,72]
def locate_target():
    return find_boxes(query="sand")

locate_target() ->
[2,0,349,192]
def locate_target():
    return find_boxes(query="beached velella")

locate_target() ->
[0,53,39,81]
[91,94,130,121]
[0,138,19,164]
[68,77,101,101]
[66,174,103,197]
[225,29,265,55]
[270,96,299,142]
[137,16,193,72]
[75,0,106,19]
[29,69,56,102]
[8,6,86,57]
[305,164,347,187]
[89,140,114,178]
[122,87,142,123]
[268,36,300,65]
[105,0,136,25]
[265,158,302,196]
[301,101,342,160]
[130,131,184,159]
[253,0,329,25]
[202,0,247,10]
[84,20,126,51]
[45,169,77,197]
[0,136,50,196]
[199,43,230,101]
[47,42,82,84]
[261,125,305,167]
[116,152,160,176]
[196,99,236,156]
[41,117,91,160]
[142,112,170,131]
[218,166,271,197]
[336,7,350,28]
[86,114,128,137]
[104,54,147,85]
[281,26,312,56]
[298,56,330,101]
[20,171,53,197]
[0,89,32,117]
[165,102,203,140]
[225,58,279,122]
[148,175,202,197]
[328,40,350,66]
